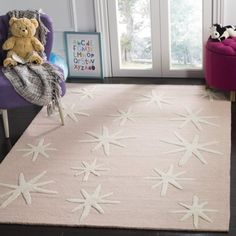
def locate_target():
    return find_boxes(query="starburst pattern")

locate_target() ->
[59,104,89,122]
[170,107,219,130]
[108,107,142,126]
[72,87,97,100]
[136,90,172,109]
[145,165,193,196]
[67,184,120,222]
[161,132,222,166]
[200,89,225,101]
[17,138,57,162]
[0,171,57,208]
[79,126,136,156]
[71,159,109,181]
[172,195,218,228]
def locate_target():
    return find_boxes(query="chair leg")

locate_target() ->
[1,109,9,138]
[57,100,65,126]
[205,84,210,90]
[230,91,236,102]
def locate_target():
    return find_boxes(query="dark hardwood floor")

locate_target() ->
[0,77,235,236]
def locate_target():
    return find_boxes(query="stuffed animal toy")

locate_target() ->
[210,24,236,42]
[2,17,45,67]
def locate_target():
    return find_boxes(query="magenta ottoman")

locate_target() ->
[205,37,236,101]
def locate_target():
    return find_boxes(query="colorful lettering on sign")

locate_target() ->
[72,39,96,72]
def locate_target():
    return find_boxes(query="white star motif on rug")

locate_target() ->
[171,195,218,228]
[59,104,90,122]
[67,184,120,222]
[71,159,109,181]
[71,87,97,100]
[136,90,172,109]
[161,132,222,166]
[200,89,225,101]
[17,138,57,162]
[108,107,142,126]
[145,165,193,196]
[79,126,136,156]
[0,171,57,208]
[170,107,219,130]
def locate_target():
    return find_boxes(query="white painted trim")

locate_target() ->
[70,0,78,31]
[220,0,224,24]
[159,0,170,77]
[213,0,224,24]
[149,0,162,77]
[203,0,213,75]
[94,0,112,77]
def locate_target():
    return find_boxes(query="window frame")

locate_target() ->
[94,0,221,78]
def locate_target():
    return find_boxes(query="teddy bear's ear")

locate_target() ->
[30,18,39,28]
[9,17,17,26]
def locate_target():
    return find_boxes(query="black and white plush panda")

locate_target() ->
[210,24,236,42]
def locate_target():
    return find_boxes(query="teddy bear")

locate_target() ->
[2,17,45,67]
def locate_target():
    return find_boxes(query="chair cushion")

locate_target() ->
[206,37,236,56]
[0,65,66,109]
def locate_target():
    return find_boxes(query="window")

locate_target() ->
[117,0,152,70]
[107,0,212,77]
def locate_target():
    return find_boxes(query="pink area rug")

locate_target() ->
[0,84,231,231]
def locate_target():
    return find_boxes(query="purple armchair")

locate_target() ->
[0,13,66,138]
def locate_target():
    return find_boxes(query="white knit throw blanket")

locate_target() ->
[3,63,64,114]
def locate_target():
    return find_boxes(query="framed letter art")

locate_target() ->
[64,32,103,79]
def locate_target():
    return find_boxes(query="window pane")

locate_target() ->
[117,0,152,69]
[169,0,202,70]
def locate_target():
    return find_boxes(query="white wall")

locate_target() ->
[224,0,236,25]
[0,0,96,58]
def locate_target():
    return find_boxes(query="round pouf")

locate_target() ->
[49,52,68,79]
[205,37,236,101]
